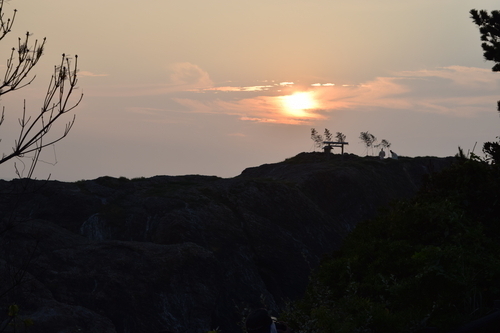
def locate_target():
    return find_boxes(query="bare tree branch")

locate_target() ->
[0,54,82,169]
[0,0,82,177]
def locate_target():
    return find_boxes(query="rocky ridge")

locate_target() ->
[0,153,456,332]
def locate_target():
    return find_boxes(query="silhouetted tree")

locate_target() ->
[0,0,82,178]
[336,132,346,143]
[375,139,391,150]
[471,9,500,163]
[470,9,500,112]
[324,128,333,142]
[311,128,323,150]
[483,138,500,164]
[359,132,392,155]
[359,131,376,155]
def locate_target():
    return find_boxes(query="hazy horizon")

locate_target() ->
[0,0,499,181]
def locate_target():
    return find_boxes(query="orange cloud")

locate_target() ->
[204,85,273,92]
[173,91,326,125]
[314,76,412,111]
[308,66,500,117]
[87,66,500,122]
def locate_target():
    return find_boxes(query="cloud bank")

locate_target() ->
[166,66,500,124]
[94,65,500,124]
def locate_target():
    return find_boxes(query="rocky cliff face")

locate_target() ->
[0,153,456,333]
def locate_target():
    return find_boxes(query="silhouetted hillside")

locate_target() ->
[0,153,456,333]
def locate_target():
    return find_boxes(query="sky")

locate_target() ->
[0,0,499,181]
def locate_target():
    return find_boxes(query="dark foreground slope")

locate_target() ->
[283,157,500,333]
[0,153,455,333]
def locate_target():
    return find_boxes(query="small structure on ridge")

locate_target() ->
[323,141,349,154]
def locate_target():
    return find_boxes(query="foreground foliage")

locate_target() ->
[283,157,500,332]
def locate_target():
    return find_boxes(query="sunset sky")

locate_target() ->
[0,0,499,181]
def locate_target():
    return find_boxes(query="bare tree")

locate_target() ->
[359,131,392,155]
[0,0,82,178]
[324,128,333,142]
[375,139,391,150]
[335,132,346,143]
[359,131,376,155]
[311,128,323,150]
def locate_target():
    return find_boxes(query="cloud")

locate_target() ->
[171,98,216,114]
[173,92,325,125]
[168,66,500,124]
[398,66,495,87]
[125,106,166,115]
[93,65,499,124]
[167,62,213,89]
[204,85,273,92]
[313,77,412,111]
[312,83,335,86]
[82,63,213,97]
[313,66,500,116]
[78,71,108,77]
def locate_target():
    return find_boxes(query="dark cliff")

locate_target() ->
[0,153,456,333]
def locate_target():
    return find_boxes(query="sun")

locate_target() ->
[280,91,318,117]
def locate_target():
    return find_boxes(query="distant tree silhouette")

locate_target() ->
[359,131,376,155]
[0,0,82,178]
[470,9,500,112]
[483,138,500,164]
[311,129,349,153]
[471,9,500,163]
[311,128,323,150]
[324,128,333,142]
[335,132,346,143]
[375,139,391,150]
[359,132,392,156]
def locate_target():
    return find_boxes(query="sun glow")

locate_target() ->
[280,91,318,118]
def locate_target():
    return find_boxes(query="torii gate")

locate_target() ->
[323,141,349,154]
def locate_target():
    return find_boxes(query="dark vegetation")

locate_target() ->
[282,154,500,332]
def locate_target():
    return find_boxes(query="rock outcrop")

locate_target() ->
[0,153,456,332]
